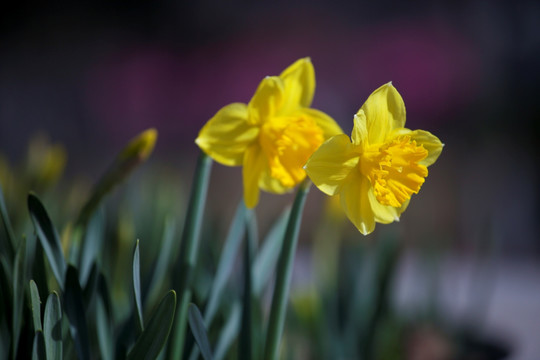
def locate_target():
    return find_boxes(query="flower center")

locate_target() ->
[360,136,428,207]
[260,115,324,188]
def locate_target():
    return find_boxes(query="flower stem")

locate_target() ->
[168,151,212,359]
[263,179,311,360]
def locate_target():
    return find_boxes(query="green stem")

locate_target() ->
[168,151,212,360]
[263,180,311,360]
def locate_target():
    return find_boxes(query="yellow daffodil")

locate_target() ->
[196,58,342,208]
[304,83,443,235]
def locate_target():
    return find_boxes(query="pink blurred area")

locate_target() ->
[84,15,481,146]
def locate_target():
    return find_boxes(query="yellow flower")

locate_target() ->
[195,58,342,208]
[304,83,443,235]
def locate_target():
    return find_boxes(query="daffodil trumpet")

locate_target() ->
[305,83,443,235]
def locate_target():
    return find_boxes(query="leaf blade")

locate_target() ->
[188,304,214,360]
[127,290,177,360]
[43,292,62,360]
[12,237,26,360]
[28,193,66,290]
[64,265,91,360]
[204,202,246,326]
[133,239,144,332]
[0,183,16,262]
[30,280,42,333]
[32,331,46,360]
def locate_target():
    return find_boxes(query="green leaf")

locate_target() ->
[360,233,400,360]
[200,209,291,360]
[28,193,66,290]
[145,216,176,308]
[96,272,114,360]
[127,290,177,360]
[252,207,290,296]
[96,294,114,360]
[64,265,91,360]
[0,183,16,263]
[78,208,105,286]
[264,181,311,360]
[82,262,99,308]
[30,280,42,333]
[239,227,254,360]
[0,256,12,356]
[188,304,214,360]
[133,239,144,333]
[188,203,246,360]
[31,242,50,305]
[213,304,241,360]
[32,331,46,360]
[204,202,246,326]
[12,237,26,360]
[168,152,212,360]
[43,292,62,360]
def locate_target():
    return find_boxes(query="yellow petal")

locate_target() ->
[259,163,290,194]
[196,103,258,166]
[248,76,284,125]
[279,58,316,111]
[360,83,406,144]
[397,199,410,216]
[367,187,399,224]
[391,128,443,167]
[304,134,359,196]
[296,108,343,139]
[340,171,376,235]
[351,109,368,146]
[243,145,266,208]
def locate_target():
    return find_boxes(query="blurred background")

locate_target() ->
[1,0,539,359]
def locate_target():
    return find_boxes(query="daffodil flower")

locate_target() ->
[196,58,342,208]
[304,83,443,235]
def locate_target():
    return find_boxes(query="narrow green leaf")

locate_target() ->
[239,227,253,360]
[0,255,12,356]
[252,208,290,296]
[133,239,144,332]
[32,331,46,360]
[82,262,99,308]
[28,193,66,290]
[204,202,246,325]
[169,152,212,360]
[145,216,176,308]
[44,292,62,360]
[0,183,16,263]
[188,202,247,360]
[64,265,91,360]
[31,241,49,304]
[188,304,214,360]
[264,181,311,360]
[127,290,177,360]
[97,273,113,322]
[361,233,400,360]
[198,210,291,360]
[78,208,105,286]
[96,272,114,360]
[213,304,241,360]
[12,237,26,360]
[96,294,114,360]
[30,280,42,332]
